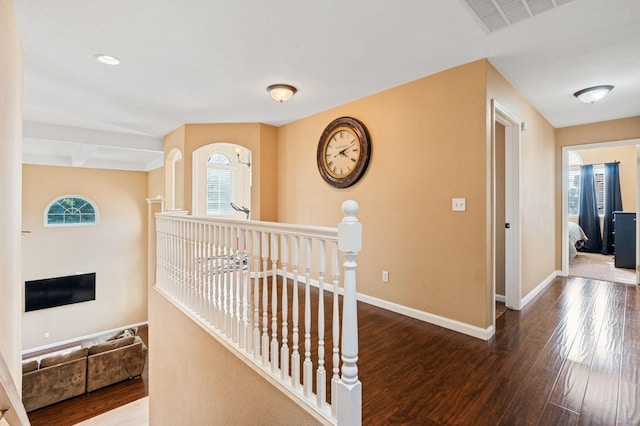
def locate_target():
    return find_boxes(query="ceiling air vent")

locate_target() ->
[460,0,577,34]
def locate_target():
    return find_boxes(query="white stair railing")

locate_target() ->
[154,201,362,425]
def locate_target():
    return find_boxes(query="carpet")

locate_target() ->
[569,252,636,285]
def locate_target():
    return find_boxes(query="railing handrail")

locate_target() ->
[0,350,31,425]
[156,212,339,241]
[153,201,362,425]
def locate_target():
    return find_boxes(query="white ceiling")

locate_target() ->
[12,0,640,171]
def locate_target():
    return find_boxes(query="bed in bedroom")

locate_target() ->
[568,222,588,260]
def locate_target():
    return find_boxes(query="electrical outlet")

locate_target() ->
[44,331,50,338]
[382,270,389,283]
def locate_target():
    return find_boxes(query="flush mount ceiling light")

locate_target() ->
[94,54,120,65]
[267,84,297,103]
[573,85,614,104]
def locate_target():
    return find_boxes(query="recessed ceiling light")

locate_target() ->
[94,54,120,66]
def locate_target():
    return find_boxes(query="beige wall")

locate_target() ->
[486,62,557,304]
[0,0,23,385]
[274,59,557,328]
[164,123,277,221]
[555,116,640,266]
[22,165,149,349]
[278,60,490,328]
[149,291,320,426]
[148,166,165,200]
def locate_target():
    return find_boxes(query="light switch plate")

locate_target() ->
[452,198,466,211]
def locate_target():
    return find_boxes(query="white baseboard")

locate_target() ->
[22,320,149,356]
[495,294,506,303]
[355,292,494,341]
[521,270,560,308]
[278,269,493,340]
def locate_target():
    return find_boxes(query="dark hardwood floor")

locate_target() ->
[26,325,148,426]
[24,277,640,425]
[359,276,639,425]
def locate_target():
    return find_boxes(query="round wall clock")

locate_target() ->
[317,116,371,188]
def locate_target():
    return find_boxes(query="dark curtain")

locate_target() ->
[601,162,623,255]
[578,165,602,252]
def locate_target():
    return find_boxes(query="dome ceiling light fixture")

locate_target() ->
[573,85,614,104]
[267,84,297,103]
[94,54,120,65]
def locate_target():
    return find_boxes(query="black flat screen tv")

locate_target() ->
[25,273,96,312]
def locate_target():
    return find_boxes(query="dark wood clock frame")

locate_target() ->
[316,116,371,188]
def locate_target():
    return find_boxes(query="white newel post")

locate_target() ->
[146,197,165,288]
[336,200,362,426]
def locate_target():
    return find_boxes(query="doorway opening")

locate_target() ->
[492,101,522,327]
[561,140,640,285]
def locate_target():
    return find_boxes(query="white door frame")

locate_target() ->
[560,139,640,284]
[492,101,522,315]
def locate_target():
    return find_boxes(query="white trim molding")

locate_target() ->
[356,292,495,341]
[521,271,560,308]
[280,270,494,341]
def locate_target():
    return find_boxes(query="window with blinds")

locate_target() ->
[593,164,605,216]
[568,165,581,216]
[206,153,234,215]
[567,152,605,217]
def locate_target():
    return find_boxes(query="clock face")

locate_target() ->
[317,117,371,188]
[322,126,361,179]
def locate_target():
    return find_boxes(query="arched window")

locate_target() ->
[192,142,251,217]
[206,152,234,215]
[45,196,98,226]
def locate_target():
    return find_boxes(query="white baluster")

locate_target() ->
[261,232,269,365]
[226,226,233,337]
[206,223,214,325]
[180,220,186,305]
[179,220,185,304]
[331,242,340,417]
[242,228,251,352]
[189,220,195,307]
[230,227,238,341]
[174,219,179,298]
[182,220,188,303]
[188,221,194,308]
[280,235,289,381]
[196,223,203,316]
[166,220,170,292]
[175,220,181,301]
[235,228,244,347]
[253,230,261,360]
[200,223,206,318]
[317,239,326,408]
[215,225,223,331]
[290,236,301,388]
[270,233,279,373]
[172,219,177,297]
[303,237,313,398]
[336,200,362,426]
